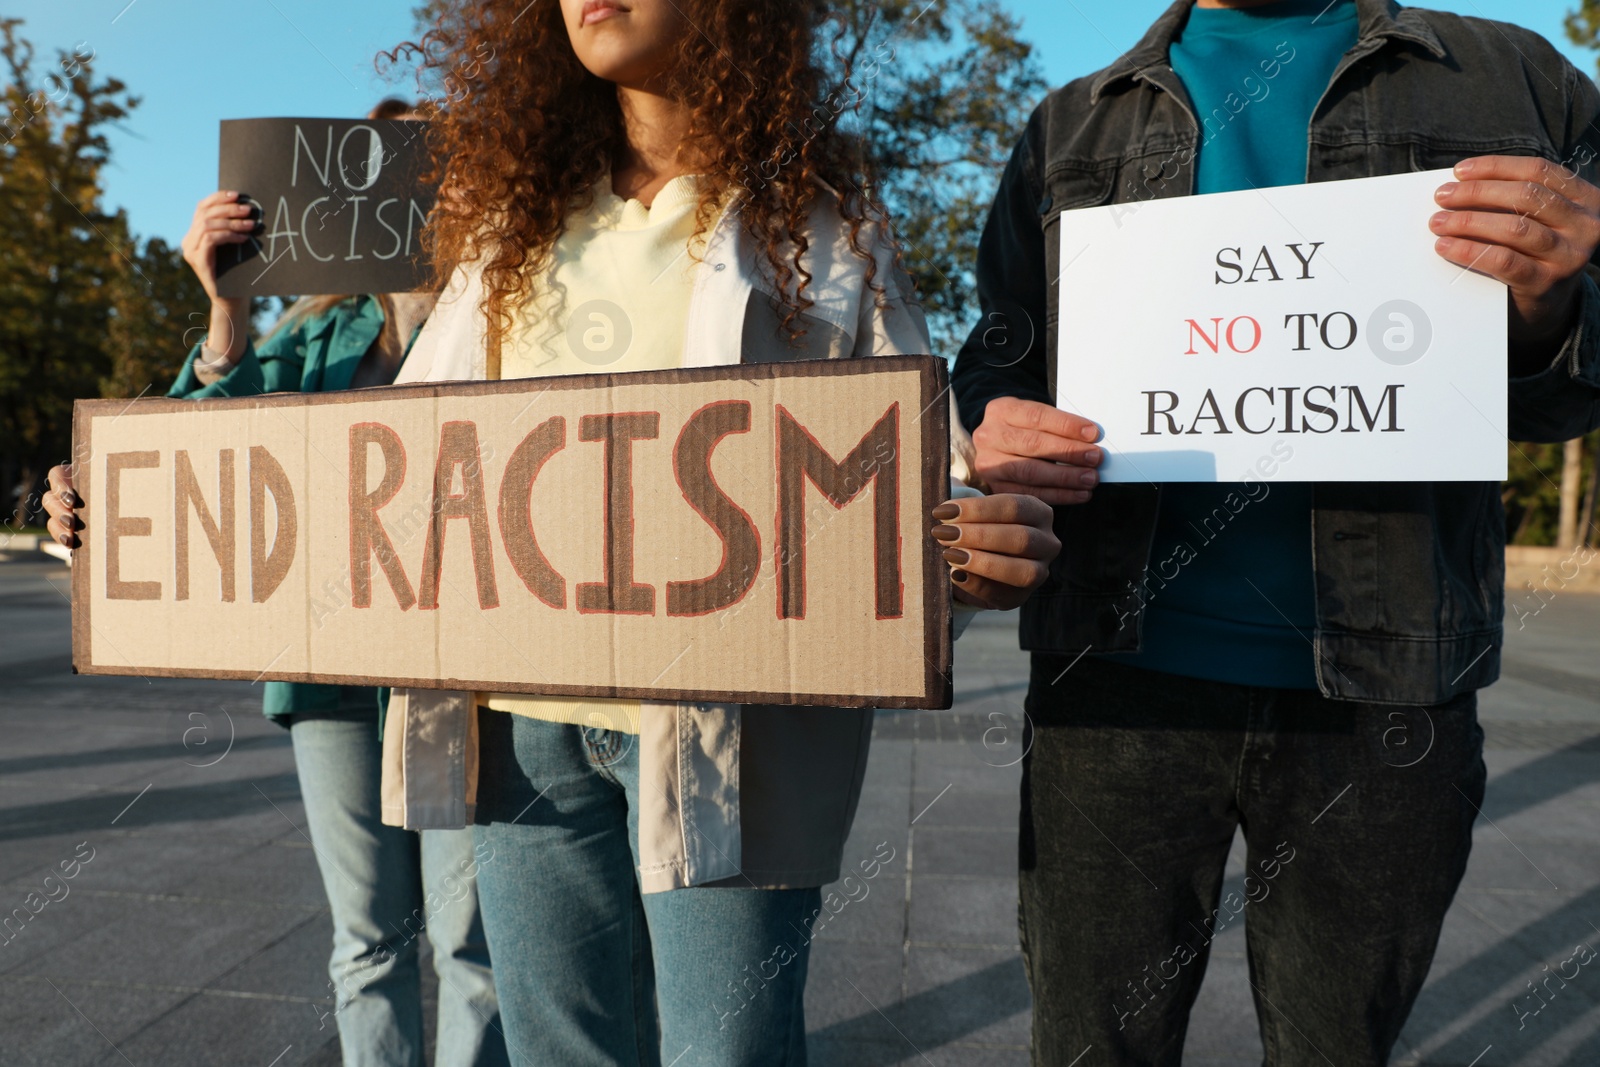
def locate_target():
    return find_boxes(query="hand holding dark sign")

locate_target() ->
[212,117,437,298]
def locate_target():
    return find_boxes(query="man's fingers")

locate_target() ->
[1434,236,1547,290]
[979,454,1099,490]
[984,396,1100,443]
[979,423,1104,465]
[1455,156,1600,214]
[1430,209,1568,261]
[1436,178,1587,232]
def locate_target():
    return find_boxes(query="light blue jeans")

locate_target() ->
[472,710,819,1067]
[291,714,509,1067]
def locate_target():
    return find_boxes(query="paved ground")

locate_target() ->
[1,556,1596,1065]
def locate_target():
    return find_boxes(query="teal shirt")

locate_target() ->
[1110,0,1358,689]
[168,296,399,725]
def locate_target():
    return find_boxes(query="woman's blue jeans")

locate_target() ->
[291,714,509,1067]
[472,709,818,1067]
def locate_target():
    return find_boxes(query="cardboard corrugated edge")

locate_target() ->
[69,355,954,710]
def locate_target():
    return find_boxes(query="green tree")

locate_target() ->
[1513,2,1600,548]
[1567,0,1600,73]
[0,20,205,529]
[825,0,1047,353]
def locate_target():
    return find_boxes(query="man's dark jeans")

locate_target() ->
[1019,656,1485,1065]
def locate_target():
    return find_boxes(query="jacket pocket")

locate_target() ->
[1408,137,1557,174]
[1040,165,1119,232]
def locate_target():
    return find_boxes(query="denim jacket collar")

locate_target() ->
[1089,0,1447,105]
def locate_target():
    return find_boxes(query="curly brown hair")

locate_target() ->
[386,0,888,342]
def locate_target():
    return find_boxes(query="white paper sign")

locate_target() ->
[1057,170,1508,482]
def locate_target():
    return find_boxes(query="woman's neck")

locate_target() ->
[612,85,693,207]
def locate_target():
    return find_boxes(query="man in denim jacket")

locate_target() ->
[952,0,1600,1061]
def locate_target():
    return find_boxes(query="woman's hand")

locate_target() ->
[180,191,255,360]
[42,464,80,550]
[930,493,1059,611]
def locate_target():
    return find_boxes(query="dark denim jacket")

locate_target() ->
[953,0,1600,705]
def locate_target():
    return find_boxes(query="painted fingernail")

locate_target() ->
[63,491,80,507]
[931,524,960,543]
[943,548,970,566]
[58,533,71,547]
[951,569,969,583]
[931,502,960,521]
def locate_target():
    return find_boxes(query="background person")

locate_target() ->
[44,99,508,1067]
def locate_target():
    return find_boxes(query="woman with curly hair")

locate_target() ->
[377,1,1061,1063]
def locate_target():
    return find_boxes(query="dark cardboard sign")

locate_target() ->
[70,357,954,710]
[214,117,436,298]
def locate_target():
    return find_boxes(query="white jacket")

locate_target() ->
[380,191,977,891]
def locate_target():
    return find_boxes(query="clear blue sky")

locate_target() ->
[10,0,1594,247]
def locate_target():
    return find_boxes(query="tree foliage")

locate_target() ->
[0,20,206,528]
[822,0,1046,352]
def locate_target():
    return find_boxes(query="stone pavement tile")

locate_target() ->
[1450,886,1600,961]
[907,785,1019,832]
[0,829,99,885]
[1181,939,1263,1066]
[911,826,1017,879]
[1392,897,1571,1062]
[0,973,192,1067]
[1475,752,1600,840]
[1465,838,1600,895]
[0,770,305,846]
[805,939,902,1034]
[88,991,342,1067]
[810,873,906,949]
[907,876,1017,948]
[0,891,140,978]
[806,944,1031,1064]
[0,730,291,795]
[18,829,271,900]
[207,910,333,1000]
[24,895,326,992]
[910,744,1023,796]
[1478,676,1600,723]
[901,945,1030,1050]
[850,783,913,834]
[1399,987,1600,1067]
[1457,838,1600,896]
[809,1035,1028,1067]
[151,838,328,911]
[862,737,914,791]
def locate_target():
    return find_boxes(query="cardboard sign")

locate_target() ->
[1057,170,1508,482]
[70,357,952,709]
[214,117,436,298]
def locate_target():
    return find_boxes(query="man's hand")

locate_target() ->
[970,396,1103,506]
[1431,156,1600,354]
